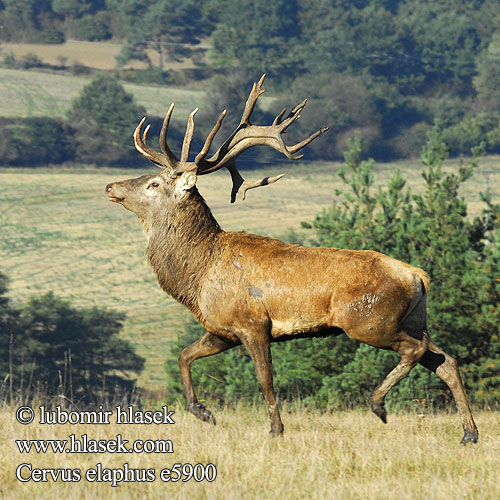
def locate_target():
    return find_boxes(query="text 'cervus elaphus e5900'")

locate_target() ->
[106,75,478,444]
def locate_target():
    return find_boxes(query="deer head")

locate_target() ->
[106,74,328,221]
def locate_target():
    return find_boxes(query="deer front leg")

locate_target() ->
[178,332,236,425]
[240,331,284,436]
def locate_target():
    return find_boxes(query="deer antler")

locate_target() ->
[133,74,328,202]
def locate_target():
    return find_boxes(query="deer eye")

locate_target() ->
[147,182,160,189]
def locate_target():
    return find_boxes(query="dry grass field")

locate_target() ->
[0,403,499,500]
[2,41,127,70]
[1,40,208,71]
[0,160,498,388]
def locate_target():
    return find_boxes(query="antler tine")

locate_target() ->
[142,123,151,142]
[287,126,329,154]
[180,108,198,163]
[272,107,287,126]
[134,117,170,169]
[240,73,266,125]
[237,174,286,202]
[159,103,179,167]
[195,109,227,165]
[226,159,286,203]
[278,99,308,132]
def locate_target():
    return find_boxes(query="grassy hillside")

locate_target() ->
[0,67,204,119]
[1,404,498,499]
[0,160,498,388]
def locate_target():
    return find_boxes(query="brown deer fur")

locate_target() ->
[106,76,478,444]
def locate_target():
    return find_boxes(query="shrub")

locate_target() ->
[119,68,178,86]
[68,73,146,165]
[25,30,65,44]
[19,53,44,70]
[389,122,432,158]
[444,113,500,154]
[69,62,92,76]
[0,287,144,404]
[0,117,75,165]
[2,52,17,68]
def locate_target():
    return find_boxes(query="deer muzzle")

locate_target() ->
[105,183,124,203]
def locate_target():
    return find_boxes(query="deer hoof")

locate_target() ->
[371,401,387,424]
[460,428,478,445]
[187,402,216,425]
[269,423,284,437]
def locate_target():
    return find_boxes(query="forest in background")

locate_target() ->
[2,0,500,165]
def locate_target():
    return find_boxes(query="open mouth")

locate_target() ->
[107,196,124,203]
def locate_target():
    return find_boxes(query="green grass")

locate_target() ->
[0,66,276,120]
[0,160,498,388]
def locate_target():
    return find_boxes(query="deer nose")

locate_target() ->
[105,183,113,193]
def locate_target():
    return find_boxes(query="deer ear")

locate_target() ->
[176,170,197,193]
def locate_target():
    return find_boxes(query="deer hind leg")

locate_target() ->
[419,339,478,444]
[371,331,429,423]
[178,332,237,425]
[239,332,284,436]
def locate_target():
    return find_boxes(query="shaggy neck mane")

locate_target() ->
[145,188,221,317]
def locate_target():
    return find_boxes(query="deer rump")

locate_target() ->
[197,232,428,347]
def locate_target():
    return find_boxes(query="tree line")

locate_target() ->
[2,0,500,163]
[164,127,500,411]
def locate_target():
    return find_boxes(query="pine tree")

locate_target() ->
[309,125,499,409]
[0,283,145,404]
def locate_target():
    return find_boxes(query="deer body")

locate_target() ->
[199,232,426,346]
[106,76,478,444]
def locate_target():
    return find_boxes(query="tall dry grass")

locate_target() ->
[1,402,498,500]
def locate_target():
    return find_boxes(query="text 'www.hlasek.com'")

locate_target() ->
[14,405,217,487]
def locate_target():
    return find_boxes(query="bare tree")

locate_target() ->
[106,75,478,444]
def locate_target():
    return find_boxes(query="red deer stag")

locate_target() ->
[106,75,478,444]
